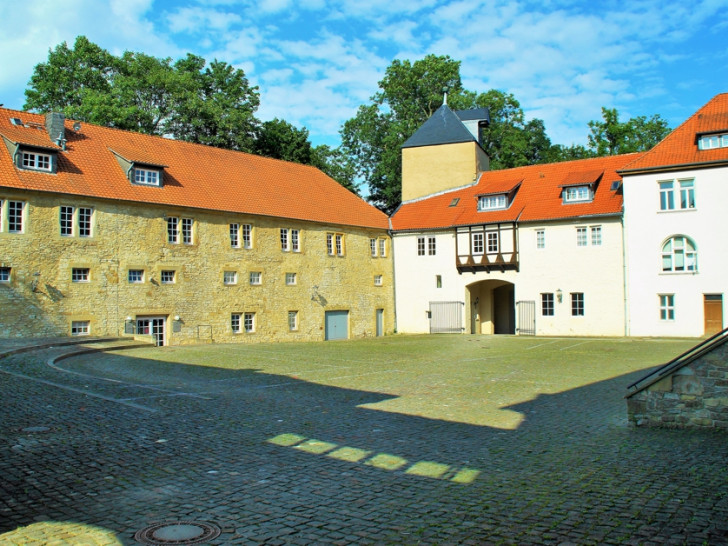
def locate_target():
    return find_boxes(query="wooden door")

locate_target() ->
[704,294,723,336]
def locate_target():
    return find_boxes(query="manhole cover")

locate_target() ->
[134,521,221,545]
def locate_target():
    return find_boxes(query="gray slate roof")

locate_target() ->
[402,104,484,149]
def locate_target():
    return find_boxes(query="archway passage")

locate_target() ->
[467,280,515,335]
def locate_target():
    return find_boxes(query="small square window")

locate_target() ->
[128,269,144,283]
[374,275,383,286]
[250,271,262,285]
[224,271,237,285]
[71,320,90,336]
[161,270,176,284]
[286,272,297,285]
[72,268,90,282]
[0,266,11,282]
[659,294,675,321]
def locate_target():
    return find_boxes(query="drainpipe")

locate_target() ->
[621,214,630,336]
[388,218,398,334]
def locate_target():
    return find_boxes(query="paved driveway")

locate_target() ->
[1,338,727,545]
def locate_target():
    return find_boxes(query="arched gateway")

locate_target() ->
[465,280,515,335]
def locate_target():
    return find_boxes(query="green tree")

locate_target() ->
[587,107,670,155]
[310,144,359,195]
[253,118,313,163]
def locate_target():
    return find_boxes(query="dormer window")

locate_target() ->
[478,194,508,211]
[134,167,160,186]
[697,132,728,150]
[563,185,592,203]
[22,151,52,171]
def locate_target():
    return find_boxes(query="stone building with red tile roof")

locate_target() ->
[0,109,393,344]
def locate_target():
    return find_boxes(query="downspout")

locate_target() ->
[388,216,398,334]
[621,212,630,336]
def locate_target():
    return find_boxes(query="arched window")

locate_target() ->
[661,236,697,272]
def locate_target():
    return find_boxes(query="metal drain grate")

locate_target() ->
[134,521,221,545]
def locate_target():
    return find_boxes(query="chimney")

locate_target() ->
[45,112,66,149]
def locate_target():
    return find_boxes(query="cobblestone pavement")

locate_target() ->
[1,338,727,545]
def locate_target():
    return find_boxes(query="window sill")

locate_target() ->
[656,208,697,214]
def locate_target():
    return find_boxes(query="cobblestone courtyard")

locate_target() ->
[1,335,727,545]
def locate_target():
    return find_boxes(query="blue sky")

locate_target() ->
[1,0,727,148]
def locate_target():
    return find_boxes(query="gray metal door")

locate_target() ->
[325,310,349,340]
[516,301,536,336]
[429,301,464,333]
[376,309,384,337]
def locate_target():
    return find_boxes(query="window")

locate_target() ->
[285,272,297,285]
[244,312,255,333]
[224,271,237,285]
[478,194,507,211]
[230,223,240,248]
[374,275,383,286]
[536,229,545,249]
[288,311,298,332]
[436,275,442,288]
[281,228,289,251]
[576,227,587,247]
[472,232,484,254]
[72,268,90,282]
[417,237,425,256]
[370,238,377,257]
[662,236,697,272]
[181,218,193,244]
[231,313,241,334]
[541,293,554,316]
[249,271,262,285]
[71,321,90,336]
[563,185,592,203]
[0,266,10,282]
[167,217,179,244]
[128,269,144,283]
[590,226,602,246]
[7,201,24,233]
[659,179,695,210]
[571,293,584,316]
[291,229,300,252]
[22,151,52,172]
[487,232,499,253]
[379,238,386,258]
[428,236,436,256]
[161,270,176,284]
[60,206,93,237]
[659,294,675,321]
[328,233,344,256]
[415,236,436,256]
[242,224,252,249]
[698,133,728,150]
[133,167,160,186]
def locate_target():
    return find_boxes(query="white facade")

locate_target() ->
[623,167,728,337]
[393,217,626,336]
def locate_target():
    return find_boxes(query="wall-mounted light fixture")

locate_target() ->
[556,289,563,303]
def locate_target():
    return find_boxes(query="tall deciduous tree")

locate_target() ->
[587,107,671,155]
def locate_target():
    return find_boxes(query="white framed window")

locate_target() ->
[536,229,545,249]
[133,167,160,186]
[659,179,695,211]
[230,223,240,248]
[328,233,345,256]
[571,293,585,316]
[242,224,252,249]
[335,234,344,256]
[249,271,262,285]
[128,269,144,283]
[370,238,377,257]
[374,275,383,286]
[428,236,436,256]
[161,270,175,284]
[487,232,499,253]
[167,217,179,243]
[379,238,386,258]
[698,133,728,150]
[288,310,298,332]
[281,228,289,251]
[231,313,241,334]
[244,312,255,333]
[291,229,300,252]
[417,237,425,256]
[478,194,507,211]
[22,151,52,172]
[576,227,587,247]
[563,185,592,203]
[590,225,602,246]
[72,268,90,282]
[327,233,334,255]
[71,320,90,336]
[285,272,297,285]
[181,218,193,244]
[659,294,675,321]
[662,236,697,272]
[0,266,10,282]
[6,201,24,233]
[60,206,93,237]
[472,232,484,255]
[224,271,237,285]
[541,293,554,316]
